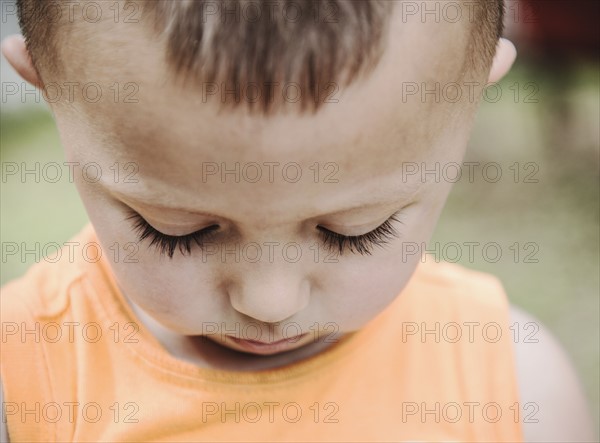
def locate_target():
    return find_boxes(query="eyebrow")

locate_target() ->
[106,181,422,221]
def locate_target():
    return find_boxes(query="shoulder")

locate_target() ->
[0,377,9,443]
[0,227,95,443]
[509,304,596,442]
[0,226,91,320]
[410,259,510,314]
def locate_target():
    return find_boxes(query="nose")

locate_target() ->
[227,265,311,324]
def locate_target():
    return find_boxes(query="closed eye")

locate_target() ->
[316,211,402,256]
[127,211,220,258]
[127,209,403,259]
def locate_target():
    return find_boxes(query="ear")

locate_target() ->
[487,38,517,84]
[1,34,43,88]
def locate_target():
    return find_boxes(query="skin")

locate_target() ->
[26,5,486,367]
[1,2,595,441]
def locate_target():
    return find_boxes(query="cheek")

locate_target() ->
[324,251,422,331]
[108,250,229,334]
[316,229,423,330]
[317,199,443,331]
[77,192,226,333]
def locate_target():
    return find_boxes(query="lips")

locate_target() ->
[226,333,309,354]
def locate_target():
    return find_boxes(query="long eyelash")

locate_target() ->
[318,213,402,256]
[127,210,402,259]
[127,212,219,259]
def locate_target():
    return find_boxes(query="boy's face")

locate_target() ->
[47,7,485,357]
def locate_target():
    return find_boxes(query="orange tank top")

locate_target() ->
[1,224,524,442]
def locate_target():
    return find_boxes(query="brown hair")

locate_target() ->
[16,0,505,114]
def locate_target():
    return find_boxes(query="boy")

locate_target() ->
[0,0,595,441]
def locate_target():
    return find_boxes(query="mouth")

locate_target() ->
[225,333,310,355]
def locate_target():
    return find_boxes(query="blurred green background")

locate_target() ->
[1,0,599,436]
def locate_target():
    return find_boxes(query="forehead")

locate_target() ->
[57,3,475,219]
